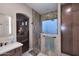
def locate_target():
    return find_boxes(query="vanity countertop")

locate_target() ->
[0,42,23,55]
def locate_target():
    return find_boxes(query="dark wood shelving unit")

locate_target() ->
[16,13,29,53]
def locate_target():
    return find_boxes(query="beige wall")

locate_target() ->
[56,3,61,55]
[0,3,33,49]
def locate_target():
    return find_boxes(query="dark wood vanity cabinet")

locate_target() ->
[0,47,22,56]
[61,4,79,56]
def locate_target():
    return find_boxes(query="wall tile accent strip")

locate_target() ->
[41,11,57,20]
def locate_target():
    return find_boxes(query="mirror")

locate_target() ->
[0,13,12,37]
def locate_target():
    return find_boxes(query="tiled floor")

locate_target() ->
[22,52,70,56]
[22,52,47,56]
[22,49,70,56]
[22,51,32,56]
[22,49,32,56]
[22,49,47,56]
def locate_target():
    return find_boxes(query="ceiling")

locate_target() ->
[26,3,58,15]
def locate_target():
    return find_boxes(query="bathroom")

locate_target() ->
[0,3,61,56]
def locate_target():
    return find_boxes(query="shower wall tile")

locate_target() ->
[32,9,41,50]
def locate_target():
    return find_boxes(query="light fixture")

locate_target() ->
[66,8,71,13]
[61,25,66,31]
[8,16,11,34]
